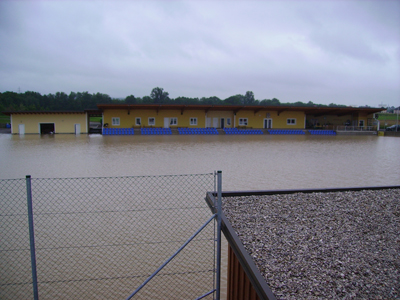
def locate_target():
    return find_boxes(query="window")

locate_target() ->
[112,117,120,126]
[227,118,231,126]
[170,118,177,125]
[148,117,155,126]
[287,118,296,125]
[190,118,197,126]
[135,118,141,126]
[239,118,248,126]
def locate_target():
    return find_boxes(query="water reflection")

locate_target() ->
[0,134,399,190]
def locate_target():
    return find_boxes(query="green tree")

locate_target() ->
[224,94,243,105]
[150,87,169,104]
[293,101,306,106]
[142,96,153,104]
[174,96,200,104]
[244,91,255,105]
[92,93,111,108]
[125,95,136,104]
[54,92,69,110]
[271,98,281,105]
[200,96,221,105]
[259,98,281,106]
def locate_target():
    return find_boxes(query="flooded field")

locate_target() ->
[1,134,399,299]
[0,134,399,188]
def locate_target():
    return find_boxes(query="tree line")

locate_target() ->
[0,87,347,112]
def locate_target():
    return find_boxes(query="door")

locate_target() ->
[164,118,169,128]
[264,118,272,129]
[206,118,211,128]
[40,123,55,134]
[75,124,81,135]
[213,118,218,128]
[18,124,25,135]
[220,118,225,129]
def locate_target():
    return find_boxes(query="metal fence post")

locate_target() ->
[216,170,222,300]
[26,175,39,300]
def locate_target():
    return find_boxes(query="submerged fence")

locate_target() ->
[0,173,221,299]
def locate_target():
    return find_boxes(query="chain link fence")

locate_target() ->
[1,173,218,299]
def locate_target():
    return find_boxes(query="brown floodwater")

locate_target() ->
[0,133,399,299]
[1,134,399,189]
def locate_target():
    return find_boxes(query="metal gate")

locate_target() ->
[0,172,223,299]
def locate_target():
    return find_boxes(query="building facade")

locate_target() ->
[4,105,382,134]
[5,111,88,134]
[99,104,380,130]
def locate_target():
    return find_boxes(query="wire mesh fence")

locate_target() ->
[0,173,217,299]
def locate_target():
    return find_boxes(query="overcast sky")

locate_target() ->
[1,0,399,107]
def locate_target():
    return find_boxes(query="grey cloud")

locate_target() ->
[0,0,399,107]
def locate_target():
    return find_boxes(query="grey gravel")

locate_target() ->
[222,189,400,300]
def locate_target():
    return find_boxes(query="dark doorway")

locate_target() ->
[220,118,225,129]
[264,119,272,129]
[40,123,55,134]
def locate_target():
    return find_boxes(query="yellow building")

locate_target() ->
[98,104,380,130]
[5,111,89,134]
[4,105,382,134]
[98,104,312,129]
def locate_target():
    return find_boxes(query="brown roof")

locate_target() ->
[3,105,383,116]
[96,104,383,116]
[2,111,86,116]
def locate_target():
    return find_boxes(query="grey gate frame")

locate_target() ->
[125,170,223,299]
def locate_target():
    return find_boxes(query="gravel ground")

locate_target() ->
[222,189,400,300]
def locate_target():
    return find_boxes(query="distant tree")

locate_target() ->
[54,92,69,110]
[142,96,153,104]
[150,87,169,104]
[77,92,92,110]
[24,91,42,110]
[270,98,281,105]
[69,92,76,101]
[125,95,136,104]
[200,96,222,105]
[92,93,111,106]
[224,94,243,105]
[0,89,355,112]
[293,101,306,106]
[175,96,200,104]
[244,91,255,105]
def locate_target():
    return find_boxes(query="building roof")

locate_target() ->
[96,104,383,116]
[2,111,87,116]
[3,105,383,116]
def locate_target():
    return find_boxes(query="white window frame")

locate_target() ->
[170,118,178,126]
[239,118,248,126]
[148,117,155,126]
[287,118,296,125]
[112,117,120,126]
[190,118,197,126]
[227,118,231,126]
[135,117,141,126]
